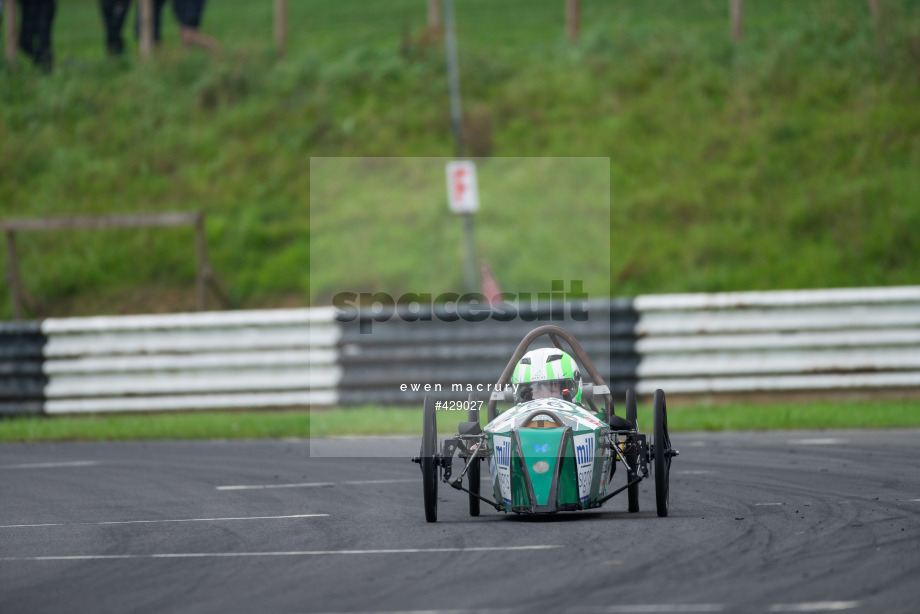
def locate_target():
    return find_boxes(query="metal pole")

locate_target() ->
[140,0,154,58]
[275,0,287,59]
[5,230,24,321]
[443,0,464,158]
[4,0,17,67]
[462,214,478,294]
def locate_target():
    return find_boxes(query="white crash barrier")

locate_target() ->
[3,285,919,415]
[631,286,920,396]
[39,309,341,414]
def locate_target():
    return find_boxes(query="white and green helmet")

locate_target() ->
[512,347,582,403]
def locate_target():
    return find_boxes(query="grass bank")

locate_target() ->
[2,1,920,317]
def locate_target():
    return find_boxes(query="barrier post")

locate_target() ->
[194,213,208,311]
[275,0,287,58]
[730,0,743,43]
[566,0,579,44]
[5,230,24,321]
[4,0,17,68]
[140,0,154,58]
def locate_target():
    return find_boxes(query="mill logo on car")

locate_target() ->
[493,436,512,505]
[574,433,595,503]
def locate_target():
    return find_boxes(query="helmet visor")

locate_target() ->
[520,378,578,401]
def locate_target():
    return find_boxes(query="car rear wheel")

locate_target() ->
[653,389,671,518]
[421,395,439,522]
[625,388,640,513]
[467,392,480,517]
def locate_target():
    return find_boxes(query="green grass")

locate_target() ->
[0,410,310,442]
[2,399,919,442]
[2,1,920,317]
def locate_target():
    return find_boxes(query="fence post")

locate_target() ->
[566,0,579,44]
[4,0,17,68]
[194,213,207,312]
[139,0,154,58]
[730,0,743,43]
[428,0,442,32]
[5,230,24,321]
[868,0,881,21]
[275,0,287,58]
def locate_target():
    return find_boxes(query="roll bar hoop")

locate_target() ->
[487,325,614,422]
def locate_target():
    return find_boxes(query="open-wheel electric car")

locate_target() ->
[412,324,678,521]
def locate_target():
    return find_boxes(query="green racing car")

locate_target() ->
[412,324,678,522]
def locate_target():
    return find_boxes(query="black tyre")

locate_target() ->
[467,393,480,517]
[421,395,439,522]
[653,389,671,517]
[625,388,640,513]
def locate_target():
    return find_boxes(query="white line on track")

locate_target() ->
[0,514,327,529]
[591,605,725,613]
[788,438,848,446]
[754,502,785,506]
[0,545,562,562]
[216,478,416,491]
[236,610,516,614]
[311,607,725,614]
[0,461,99,470]
[768,602,859,612]
[307,608,723,614]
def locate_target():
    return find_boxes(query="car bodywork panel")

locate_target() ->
[484,398,612,513]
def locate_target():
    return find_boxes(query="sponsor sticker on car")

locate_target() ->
[493,435,513,505]
[573,432,595,503]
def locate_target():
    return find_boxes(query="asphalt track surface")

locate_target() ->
[1,430,918,614]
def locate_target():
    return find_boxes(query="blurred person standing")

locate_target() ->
[99,0,130,55]
[174,0,218,52]
[18,0,56,71]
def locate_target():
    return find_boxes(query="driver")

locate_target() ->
[511,348,582,403]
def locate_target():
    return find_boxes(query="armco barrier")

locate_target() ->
[0,321,47,415]
[0,309,341,415]
[1,286,918,415]
[631,286,920,396]
[335,299,627,404]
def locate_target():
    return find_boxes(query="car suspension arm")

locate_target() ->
[450,437,484,484]
[444,439,503,511]
[598,476,644,505]
[447,479,503,511]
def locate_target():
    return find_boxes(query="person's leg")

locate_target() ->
[100,0,130,54]
[153,0,165,42]
[17,0,37,60]
[174,0,218,51]
[35,0,55,71]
